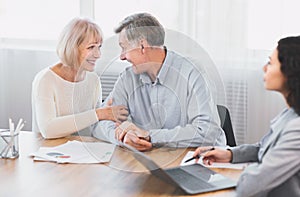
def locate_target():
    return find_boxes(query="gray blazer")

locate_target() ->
[231,109,300,197]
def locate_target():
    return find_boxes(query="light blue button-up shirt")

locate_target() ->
[94,49,226,147]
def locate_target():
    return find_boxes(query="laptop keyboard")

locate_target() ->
[166,168,214,190]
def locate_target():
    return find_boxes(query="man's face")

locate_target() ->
[118,30,147,74]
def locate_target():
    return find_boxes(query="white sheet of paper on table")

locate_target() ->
[30,140,115,164]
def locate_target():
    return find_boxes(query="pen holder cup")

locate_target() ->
[0,129,19,159]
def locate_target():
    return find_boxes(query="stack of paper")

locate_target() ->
[181,151,253,170]
[30,140,115,164]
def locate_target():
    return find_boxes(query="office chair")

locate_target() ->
[217,105,237,146]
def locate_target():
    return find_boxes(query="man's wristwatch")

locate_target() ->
[137,133,151,142]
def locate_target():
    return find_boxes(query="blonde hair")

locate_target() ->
[56,17,103,67]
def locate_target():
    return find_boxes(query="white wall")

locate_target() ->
[0,48,58,130]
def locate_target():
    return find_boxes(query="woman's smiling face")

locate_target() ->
[78,37,102,72]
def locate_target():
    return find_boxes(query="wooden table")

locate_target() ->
[0,131,242,197]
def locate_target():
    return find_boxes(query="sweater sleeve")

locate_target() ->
[32,71,99,139]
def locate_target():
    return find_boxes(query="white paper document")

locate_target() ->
[30,140,115,164]
[181,151,252,170]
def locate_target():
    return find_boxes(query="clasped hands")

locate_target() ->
[115,121,152,151]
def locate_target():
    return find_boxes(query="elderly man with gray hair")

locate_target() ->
[94,13,225,151]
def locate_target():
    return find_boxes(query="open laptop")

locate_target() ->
[123,144,237,194]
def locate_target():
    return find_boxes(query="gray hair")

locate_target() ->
[114,13,165,46]
[56,17,103,67]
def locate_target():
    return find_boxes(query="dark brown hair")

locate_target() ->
[278,36,300,115]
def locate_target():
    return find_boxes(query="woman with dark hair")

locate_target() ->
[278,36,300,115]
[193,36,300,197]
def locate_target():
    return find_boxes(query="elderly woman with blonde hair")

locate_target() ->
[32,17,128,139]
